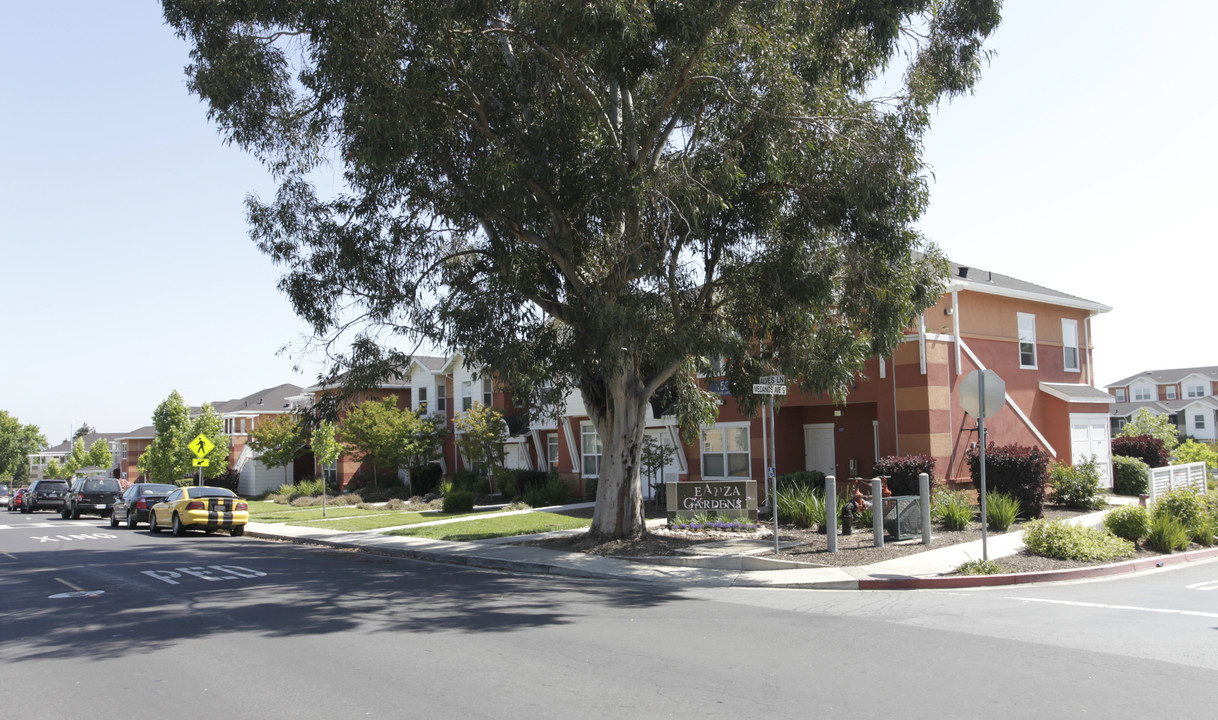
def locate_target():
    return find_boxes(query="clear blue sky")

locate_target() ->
[2,2,1214,444]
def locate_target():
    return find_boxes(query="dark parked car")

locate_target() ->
[0,484,9,508]
[22,479,70,513]
[63,477,123,519]
[8,488,26,512]
[110,483,177,529]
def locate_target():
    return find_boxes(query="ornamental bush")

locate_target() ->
[967,443,1049,518]
[1111,455,1149,496]
[776,471,826,492]
[1103,504,1150,542]
[985,491,1021,532]
[872,454,936,496]
[1145,514,1191,553]
[1111,434,1169,469]
[1152,488,1208,529]
[1021,519,1135,562]
[1048,457,1105,510]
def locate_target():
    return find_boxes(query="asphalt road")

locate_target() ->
[3,509,1215,719]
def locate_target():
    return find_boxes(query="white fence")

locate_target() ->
[1147,462,1209,503]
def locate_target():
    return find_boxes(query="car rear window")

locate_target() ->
[140,485,176,496]
[190,488,237,499]
[39,481,68,490]
[84,479,120,492]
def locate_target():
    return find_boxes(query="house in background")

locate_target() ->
[27,432,126,483]
[1105,366,1218,443]
[214,383,308,496]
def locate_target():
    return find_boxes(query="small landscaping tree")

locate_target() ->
[452,402,508,493]
[1172,439,1218,471]
[249,415,308,486]
[1112,455,1149,496]
[1118,409,1180,452]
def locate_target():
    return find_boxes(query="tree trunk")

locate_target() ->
[587,367,652,540]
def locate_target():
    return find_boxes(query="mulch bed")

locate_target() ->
[516,504,1190,575]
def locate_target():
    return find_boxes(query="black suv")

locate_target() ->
[22,479,70,513]
[63,477,123,519]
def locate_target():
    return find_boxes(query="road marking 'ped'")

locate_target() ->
[142,566,267,585]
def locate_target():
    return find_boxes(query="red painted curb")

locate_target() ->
[858,545,1218,590]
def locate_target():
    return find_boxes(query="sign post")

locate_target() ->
[959,369,1005,561]
[755,376,786,554]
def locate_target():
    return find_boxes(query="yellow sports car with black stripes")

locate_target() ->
[148,486,249,537]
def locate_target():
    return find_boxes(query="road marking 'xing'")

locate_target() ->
[32,533,117,542]
[1006,596,1218,619]
[142,565,267,586]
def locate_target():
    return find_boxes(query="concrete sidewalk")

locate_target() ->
[244,501,1218,590]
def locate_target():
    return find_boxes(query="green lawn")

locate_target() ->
[249,505,372,523]
[385,512,589,541]
[289,508,498,531]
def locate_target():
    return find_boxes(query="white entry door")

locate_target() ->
[1070,413,1112,488]
[804,424,836,477]
[642,429,681,499]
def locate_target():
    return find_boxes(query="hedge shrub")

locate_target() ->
[409,463,443,496]
[1111,455,1149,496]
[1111,434,1169,469]
[776,471,826,492]
[1048,457,1105,510]
[872,454,936,496]
[442,490,475,514]
[966,443,1049,518]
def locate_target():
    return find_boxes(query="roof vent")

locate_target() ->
[958,266,969,278]
[258,398,263,405]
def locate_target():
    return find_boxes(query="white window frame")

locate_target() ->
[1061,319,1079,372]
[1187,383,1205,398]
[461,380,473,412]
[1115,388,1126,402]
[1196,414,1206,431]
[482,376,493,406]
[700,422,752,479]
[1134,385,1152,401]
[416,385,428,411]
[436,382,447,411]
[1017,313,1037,369]
[580,423,602,478]
[1165,386,1177,400]
[547,434,559,470]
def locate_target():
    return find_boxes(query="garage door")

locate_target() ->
[1070,413,1111,488]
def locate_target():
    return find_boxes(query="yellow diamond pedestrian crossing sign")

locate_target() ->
[190,434,215,458]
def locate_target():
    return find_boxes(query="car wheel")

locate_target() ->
[230,525,245,537]
[109,513,118,528]
[71,508,80,520]
[127,512,138,530]
[62,508,71,520]
[172,513,186,537]
[21,504,30,514]
[149,513,162,534]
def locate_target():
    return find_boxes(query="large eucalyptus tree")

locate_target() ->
[163,0,1000,539]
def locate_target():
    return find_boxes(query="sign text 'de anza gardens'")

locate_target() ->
[666,480,758,522]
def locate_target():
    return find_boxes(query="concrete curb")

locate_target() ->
[857,545,1218,590]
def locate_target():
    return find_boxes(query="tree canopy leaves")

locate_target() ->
[164,0,1001,536]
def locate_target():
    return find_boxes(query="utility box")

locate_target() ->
[883,496,921,541]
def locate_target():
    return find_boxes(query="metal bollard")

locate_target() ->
[872,477,884,547]
[919,472,932,545]
[825,475,837,552]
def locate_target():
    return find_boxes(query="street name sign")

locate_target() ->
[752,384,787,395]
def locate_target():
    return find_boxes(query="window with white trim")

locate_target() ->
[547,434,559,470]
[581,424,602,477]
[701,423,751,478]
[417,386,428,411]
[322,460,337,487]
[436,383,446,411]
[461,380,473,411]
[1165,386,1177,400]
[1134,386,1151,401]
[1187,383,1205,398]
[1017,313,1037,368]
[1195,414,1206,431]
[482,376,493,406]
[1115,389,1126,402]
[1061,319,1079,372]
